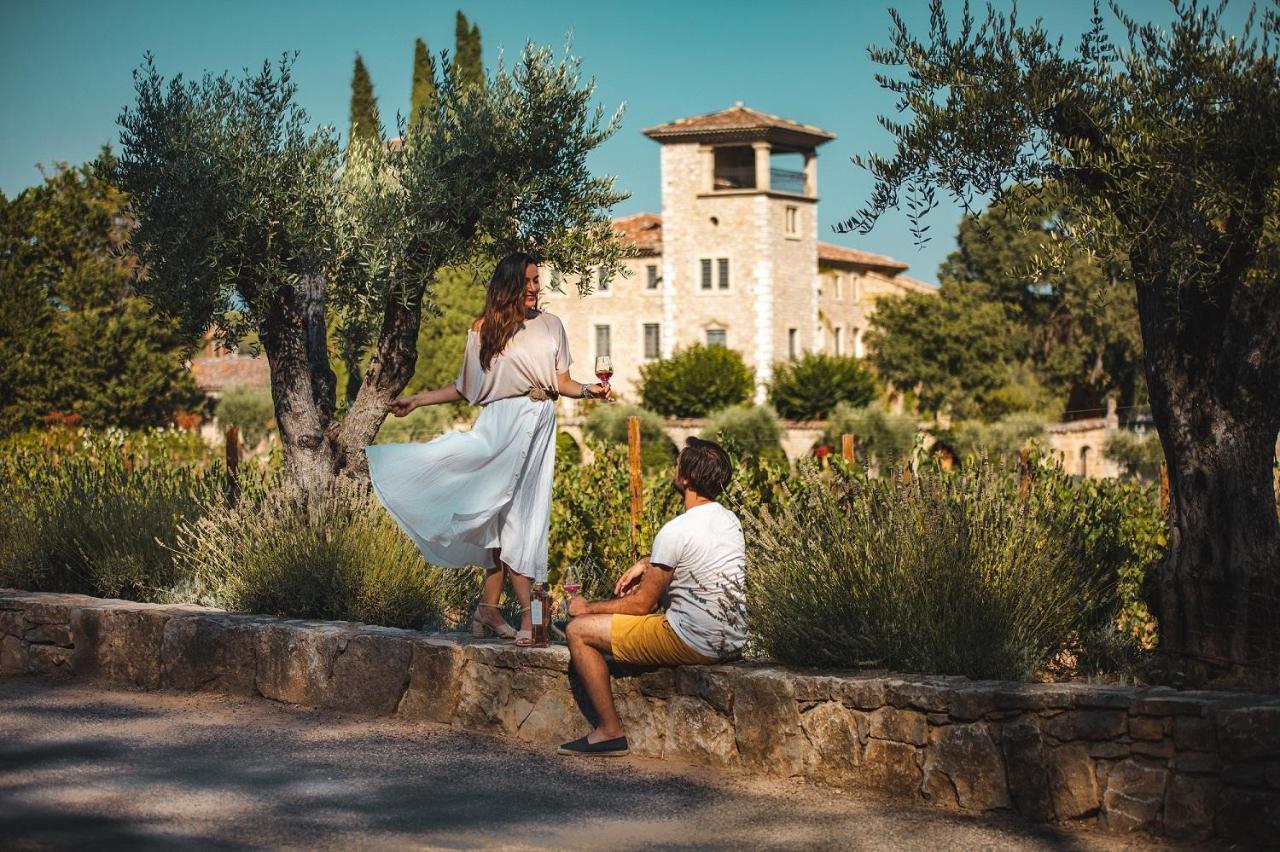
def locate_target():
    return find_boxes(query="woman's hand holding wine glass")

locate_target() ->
[594,356,615,403]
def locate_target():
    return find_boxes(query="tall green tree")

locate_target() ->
[409,37,438,136]
[866,283,1025,420]
[452,11,483,92]
[348,53,381,148]
[0,156,204,433]
[0,191,62,431]
[939,184,1146,418]
[844,1,1280,685]
[117,50,627,492]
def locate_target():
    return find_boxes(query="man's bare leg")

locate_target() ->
[565,614,625,741]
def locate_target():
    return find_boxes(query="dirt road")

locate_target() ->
[1,676,1179,850]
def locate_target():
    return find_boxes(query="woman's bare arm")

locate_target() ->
[387,384,464,417]
[555,370,610,401]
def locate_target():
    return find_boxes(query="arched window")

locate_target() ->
[1079,446,1091,478]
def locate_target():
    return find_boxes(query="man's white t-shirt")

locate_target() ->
[649,501,747,660]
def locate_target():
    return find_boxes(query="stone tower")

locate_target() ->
[643,103,834,400]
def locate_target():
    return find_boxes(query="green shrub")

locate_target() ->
[374,403,464,444]
[638,344,754,418]
[583,404,677,471]
[176,481,463,629]
[0,440,225,600]
[721,445,792,519]
[820,402,917,472]
[1056,475,1165,649]
[746,459,1130,680]
[701,405,786,465]
[2,424,213,469]
[769,353,876,420]
[550,442,682,598]
[556,430,583,466]
[945,412,1048,462]
[1104,429,1163,481]
[217,386,276,449]
[981,363,1059,421]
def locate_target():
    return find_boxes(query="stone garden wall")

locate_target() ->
[2,590,1277,843]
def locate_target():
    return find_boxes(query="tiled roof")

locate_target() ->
[613,213,663,254]
[644,103,835,144]
[190,354,270,394]
[890,274,938,294]
[817,242,910,272]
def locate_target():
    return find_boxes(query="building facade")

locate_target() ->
[541,103,934,402]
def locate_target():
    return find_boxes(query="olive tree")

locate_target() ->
[844,1,1280,685]
[117,48,626,493]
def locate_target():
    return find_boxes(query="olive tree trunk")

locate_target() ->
[258,274,423,492]
[332,285,424,481]
[1137,263,1280,688]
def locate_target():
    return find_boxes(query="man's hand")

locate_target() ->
[614,558,648,596]
[568,595,589,618]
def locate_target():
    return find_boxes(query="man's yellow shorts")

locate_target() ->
[610,613,718,666]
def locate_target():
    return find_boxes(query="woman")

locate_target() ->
[365,253,609,645]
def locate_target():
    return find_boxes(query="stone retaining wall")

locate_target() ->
[3,590,1277,843]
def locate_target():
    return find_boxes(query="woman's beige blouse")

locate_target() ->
[453,311,572,406]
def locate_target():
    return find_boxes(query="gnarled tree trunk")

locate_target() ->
[260,273,425,493]
[1137,261,1280,688]
[333,283,424,481]
[259,275,340,494]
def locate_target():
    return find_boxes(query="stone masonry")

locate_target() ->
[541,104,934,407]
[3,590,1278,843]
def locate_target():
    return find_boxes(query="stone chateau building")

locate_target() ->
[541,103,935,402]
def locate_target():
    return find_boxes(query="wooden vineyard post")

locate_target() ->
[627,416,644,540]
[841,434,855,466]
[225,424,241,505]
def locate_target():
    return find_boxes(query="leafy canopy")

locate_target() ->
[117,46,628,366]
[0,157,205,433]
[866,283,1022,420]
[842,0,1280,316]
[768,353,876,421]
[639,344,755,419]
[937,184,1145,418]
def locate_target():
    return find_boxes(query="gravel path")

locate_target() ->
[0,676,1186,851]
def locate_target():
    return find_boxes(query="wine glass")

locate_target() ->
[562,565,582,618]
[594,356,614,402]
[562,565,582,598]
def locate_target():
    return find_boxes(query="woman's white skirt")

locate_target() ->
[364,396,557,581]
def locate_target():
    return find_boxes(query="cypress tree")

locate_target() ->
[452,11,483,92]
[409,38,437,136]
[348,53,381,149]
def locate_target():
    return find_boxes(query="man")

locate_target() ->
[558,437,746,757]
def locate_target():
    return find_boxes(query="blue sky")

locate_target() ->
[0,0,1244,284]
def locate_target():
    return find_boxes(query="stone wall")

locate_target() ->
[1046,418,1123,480]
[561,415,1135,478]
[3,590,1277,842]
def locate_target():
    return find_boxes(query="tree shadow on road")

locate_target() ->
[0,677,1148,851]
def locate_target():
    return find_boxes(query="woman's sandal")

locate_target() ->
[514,606,534,647]
[471,603,516,640]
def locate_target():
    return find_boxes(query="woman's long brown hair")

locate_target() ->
[478,252,539,370]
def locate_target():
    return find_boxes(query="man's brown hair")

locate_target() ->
[678,437,733,499]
